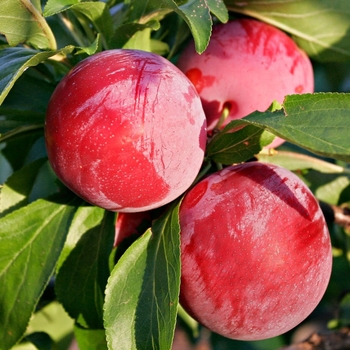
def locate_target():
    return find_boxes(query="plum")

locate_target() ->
[45,49,207,212]
[177,18,314,147]
[179,162,332,340]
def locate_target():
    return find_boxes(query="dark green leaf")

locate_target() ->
[242,93,350,162]
[0,0,56,50]
[0,150,12,184]
[0,192,79,350]
[225,0,350,62]
[29,161,62,202]
[104,202,181,350]
[24,332,54,350]
[206,122,275,164]
[0,71,55,120]
[1,130,44,171]
[0,46,74,106]
[55,209,115,328]
[72,3,114,48]
[74,324,108,350]
[56,206,109,270]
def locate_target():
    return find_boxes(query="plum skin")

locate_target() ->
[179,162,332,341]
[114,211,152,247]
[177,18,314,147]
[45,49,207,212]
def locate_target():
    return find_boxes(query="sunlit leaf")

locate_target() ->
[226,0,350,61]
[313,175,350,205]
[24,301,74,345]
[0,0,56,50]
[44,1,114,46]
[110,21,161,50]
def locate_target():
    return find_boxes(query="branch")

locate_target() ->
[319,201,350,231]
[279,328,350,350]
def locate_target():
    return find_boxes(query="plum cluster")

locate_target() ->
[45,18,332,341]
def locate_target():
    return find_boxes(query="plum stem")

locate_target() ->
[215,104,231,130]
[279,326,350,349]
[192,161,213,186]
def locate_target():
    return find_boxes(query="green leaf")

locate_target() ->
[0,46,74,106]
[23,301,74,346]
[75,33,101,55]
[207,0,229,23]
[137,0,213,54]
[313,174,350,205]
[225,0,350,62]
[0,158,47,218]
[55,209,115,328]
[71,2,114,45]
[104,202,181,350]
[0,192,79,350]
[115,0,225,53]
[237,93,350,163]
[122,26,169,53]
[43,0,80,16]
[206,122,275,164]
[74,324,108,350]
[44,1,114,47]
[0,0,56,50]
[56,206,109,270]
